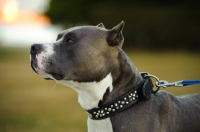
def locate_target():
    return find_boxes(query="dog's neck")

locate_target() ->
[59,49,142,110]
[58,49,142,132]
[102,50,143,105]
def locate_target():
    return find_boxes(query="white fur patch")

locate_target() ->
[36,52,45,69]
[87,118,113,132]
[58,73,113,109]
[31,43,55,78]
[58,73,114,132]
[44,43,55,57]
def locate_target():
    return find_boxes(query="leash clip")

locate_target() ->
[140,72,160,93]
[141,72,200,89]
[156,80,183,88]
[141,72,184,89]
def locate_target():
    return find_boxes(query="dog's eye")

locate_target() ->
[65,38,73,44]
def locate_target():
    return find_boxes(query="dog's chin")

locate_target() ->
[44,78,53,80]
[40,74,54,81]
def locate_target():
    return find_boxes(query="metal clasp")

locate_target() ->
[140,72,160,93]
[156,80,183,88]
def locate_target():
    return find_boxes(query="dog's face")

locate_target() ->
[30,22,125,83]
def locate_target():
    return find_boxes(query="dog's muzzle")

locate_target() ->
[30,44,60,80]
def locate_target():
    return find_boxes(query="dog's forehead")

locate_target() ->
[60,26,106,36]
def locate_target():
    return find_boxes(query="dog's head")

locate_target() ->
[30,21,125,83]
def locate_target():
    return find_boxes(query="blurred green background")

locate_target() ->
[46,0,200,51]
[0,0,200,132]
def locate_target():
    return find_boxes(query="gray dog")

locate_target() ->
[30,21,200,132]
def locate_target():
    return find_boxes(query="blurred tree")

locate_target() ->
[45,0,200,51]
[46,0,88,24]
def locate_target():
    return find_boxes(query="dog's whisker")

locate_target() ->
[52,81,57,90]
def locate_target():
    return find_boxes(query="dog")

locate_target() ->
[30,21,200,132]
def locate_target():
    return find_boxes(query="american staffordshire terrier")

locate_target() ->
[30,21,200,132]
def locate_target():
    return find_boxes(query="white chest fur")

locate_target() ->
[87,117,113,132]
[58,73,114,132]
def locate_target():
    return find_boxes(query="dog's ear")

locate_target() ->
[107,21,125,48]
[96,23,105,28]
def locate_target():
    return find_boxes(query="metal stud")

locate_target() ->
[88,90,143,119]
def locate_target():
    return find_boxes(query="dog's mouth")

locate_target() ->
[30,54,45,75]
[30,59,38,74]
[30,56,61,80]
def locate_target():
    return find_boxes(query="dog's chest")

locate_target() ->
[87,118,113,132]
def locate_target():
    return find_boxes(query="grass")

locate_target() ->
[0,47,199,132]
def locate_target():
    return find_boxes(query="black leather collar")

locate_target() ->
[86,73,154,120]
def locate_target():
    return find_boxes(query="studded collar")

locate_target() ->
[86,73,153,120]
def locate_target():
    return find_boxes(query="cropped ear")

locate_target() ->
[96,23,105,28]
[107,21,125,48]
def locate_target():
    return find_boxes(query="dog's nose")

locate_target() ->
[30,44,43,54]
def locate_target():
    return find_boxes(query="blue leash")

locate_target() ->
[182,80,200,86]
[141,72,200,88]
[156,80,200,88]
